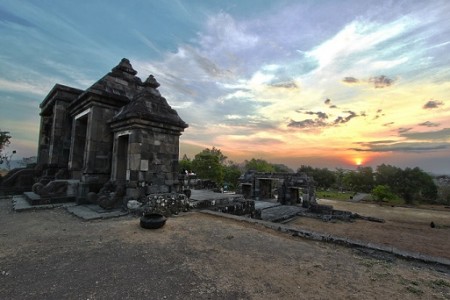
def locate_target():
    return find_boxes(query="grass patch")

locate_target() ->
[381,196,404,206]
[430,279,450,288]
[317,189,408,205]
[358,258,378,268]
[357,257,393,268]
[405,285,424,295]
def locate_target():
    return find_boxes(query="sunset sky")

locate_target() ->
[1,0,449,173]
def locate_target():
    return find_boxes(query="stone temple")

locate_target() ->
[14,58,188,207]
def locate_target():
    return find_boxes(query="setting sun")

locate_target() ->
[355,158,363,166]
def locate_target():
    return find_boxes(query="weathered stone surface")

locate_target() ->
[129,193,190,217]
[7,58,188,205]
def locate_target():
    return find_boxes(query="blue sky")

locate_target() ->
[1,0,450,173]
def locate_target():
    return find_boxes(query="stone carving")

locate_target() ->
[112,58,137,75]
[54,168,69,180]
[144,75,160,88]
[32,180,68,198]
[96,181,126,209]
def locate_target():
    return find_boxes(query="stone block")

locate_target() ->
[129,133,142,143]
[129,170,139,181]
[140,160,149,171]
[66,180,80,197]
[147,185,159,194]
[126,188,139,199]
[154,177,164,186]
[129,142,141,153]
[129,154,141,170]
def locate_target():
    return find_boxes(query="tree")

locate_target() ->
[375,164,401,187]
[191,148,224,185]
[356,166,374,193]
[335,168,346,191]
[372,185,395,203]
[0,130,15,169]
[0,130,12,161]
[272,163,293,173]
[179,154,192,173]
[223,163,242,191]
[437,184,450,205]
[297,165,314,174]
[244,158,275,173]
[381,167,436,204]
[342,171,358,191]
[199,147,227,164]
[314,168,336,189]
[297,165,336,189]
[338,166,374,192]
[396,167,437,204]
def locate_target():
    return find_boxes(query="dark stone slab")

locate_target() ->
[260,205,305,223]
[66,205,128,220]
[254,201,280,210]
[23,191,75,206]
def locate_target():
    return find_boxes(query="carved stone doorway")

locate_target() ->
[70,113,88,179]
[115,134,129,184]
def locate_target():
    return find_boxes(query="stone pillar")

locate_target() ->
[37,116,53,165]
[48,101,72,168]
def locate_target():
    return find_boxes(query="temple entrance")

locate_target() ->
[241,183,252,199]
[70,113,88,179]
[115,134,129,184]
[259,179,273,199]
[289,187,301,205]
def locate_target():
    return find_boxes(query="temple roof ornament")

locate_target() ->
[111,58,138,75]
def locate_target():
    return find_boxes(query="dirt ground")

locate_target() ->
[0,197,449,299]
[288,199,450,259]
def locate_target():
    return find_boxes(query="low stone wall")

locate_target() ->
[127,193,190,217]
[190,195,256,216]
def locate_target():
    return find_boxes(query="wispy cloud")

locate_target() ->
[342,77,359,84]
[368,75,396,88]
[334,111,358,124]
[351,142,448,153]
[400,128,450,140]
[0,78,52,96]
[288,119,327,129]
[341,75,396,88]
[419,121,440,127]
[423,100,444,109]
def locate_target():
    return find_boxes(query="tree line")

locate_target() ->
[179,147,295,191]
[296,165,440,204]
[180,147,444,204]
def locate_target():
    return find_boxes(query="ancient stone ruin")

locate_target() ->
[239,171,316,206]
[3,58,188,210]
